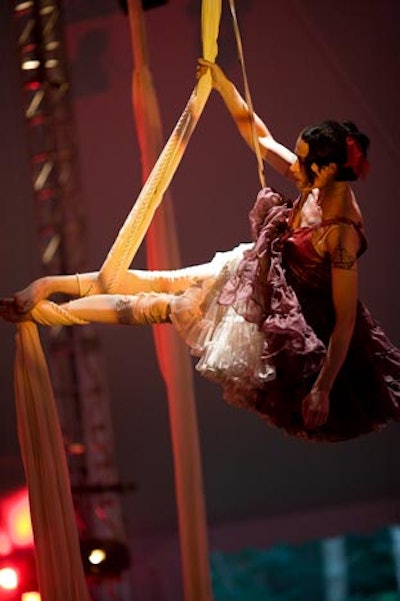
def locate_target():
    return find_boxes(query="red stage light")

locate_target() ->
[3,490,33,548]
[0,550,38,596]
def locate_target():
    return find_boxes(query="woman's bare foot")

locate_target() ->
[0,278,49,322]
[13,278,50,313]
[0,298,32,322]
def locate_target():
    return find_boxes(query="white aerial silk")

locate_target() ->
[13,1,222,600]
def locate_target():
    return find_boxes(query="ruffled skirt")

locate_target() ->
[170,243,276,408]
[170,189,400,441]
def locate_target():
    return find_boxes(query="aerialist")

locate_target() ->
[2,60,400,442]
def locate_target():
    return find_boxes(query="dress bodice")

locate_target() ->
[283,218,367,290]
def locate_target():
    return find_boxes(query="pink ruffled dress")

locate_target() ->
[170,188,400,441]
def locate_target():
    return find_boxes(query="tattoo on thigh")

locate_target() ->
[116,298,135,325]
[331,246,356,269]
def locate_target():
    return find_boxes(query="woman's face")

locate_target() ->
[290,137,336,192]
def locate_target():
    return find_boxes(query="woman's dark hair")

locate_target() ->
[300,120,370,184]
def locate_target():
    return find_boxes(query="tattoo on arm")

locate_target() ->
[330,245,357,269]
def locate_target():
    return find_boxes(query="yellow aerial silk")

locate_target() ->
[14,2,222,600]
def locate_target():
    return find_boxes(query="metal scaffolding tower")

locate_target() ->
[13,1,133,599]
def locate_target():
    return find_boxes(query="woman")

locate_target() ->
[1,62,399,441]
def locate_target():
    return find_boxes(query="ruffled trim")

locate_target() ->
[219,188,326,381]
[171,188,326,409]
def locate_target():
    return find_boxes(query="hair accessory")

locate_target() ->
[344,136,370,179]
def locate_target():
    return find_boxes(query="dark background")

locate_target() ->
[0,0,399,597]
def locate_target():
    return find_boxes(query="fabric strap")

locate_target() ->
[98,0,222,292]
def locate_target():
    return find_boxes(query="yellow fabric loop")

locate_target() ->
[31,300,89,326]
[98,0,222,293]
[13,3,223,601]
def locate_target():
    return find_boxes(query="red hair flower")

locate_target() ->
[344,136,370,179]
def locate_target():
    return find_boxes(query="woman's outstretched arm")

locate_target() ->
[197,59,296,178]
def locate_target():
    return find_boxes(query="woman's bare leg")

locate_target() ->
[12,273,99,313]
[58,292,173,325]
[1,290,174,326]
[117,263,218,294]
[11,261,218,314]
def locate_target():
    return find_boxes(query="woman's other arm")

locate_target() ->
[302,225,360,429]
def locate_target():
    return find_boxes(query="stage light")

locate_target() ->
[88,548,106,566]
[15,1,34,11]
[42,234,61,264]
[22,60,41,71]
[0,551,38,595]
[0,566,19,590]
[45,59,59,69]
[68,442,86,455]
[4,491,33,548]
[22,592,41,601]
[81,539,130,576]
